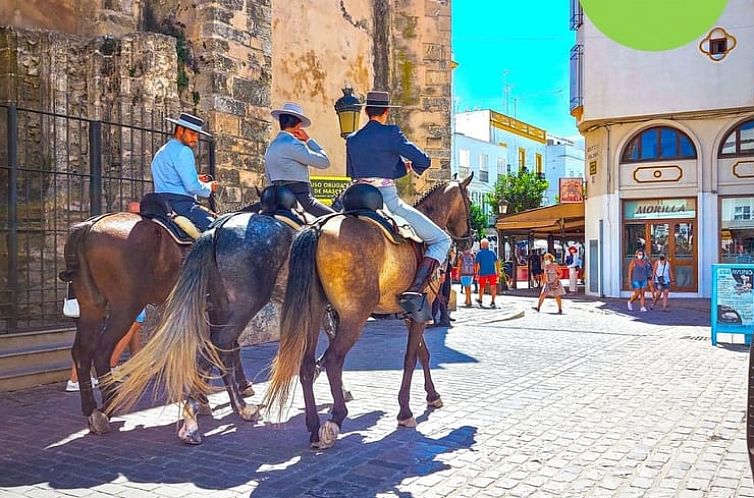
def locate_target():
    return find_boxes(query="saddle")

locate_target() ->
[139,193,199,245]
[340,184,422,245]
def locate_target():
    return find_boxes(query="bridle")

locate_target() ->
[448,180,475,246]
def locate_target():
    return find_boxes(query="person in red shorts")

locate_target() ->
[474,238,500,308]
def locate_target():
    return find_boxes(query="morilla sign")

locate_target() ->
[624,198,696,220]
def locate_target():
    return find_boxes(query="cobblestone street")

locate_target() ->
[0,292,751,497]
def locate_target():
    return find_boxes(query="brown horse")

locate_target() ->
[264,175,474,449]
[62,212,257,434]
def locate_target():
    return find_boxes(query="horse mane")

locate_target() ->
[413,181,450,208]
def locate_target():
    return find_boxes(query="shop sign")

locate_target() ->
[310,176,352,205]
[589,160,597,176]
[711,264,754,345]
[559,178,584,203]
[624,198,696,220]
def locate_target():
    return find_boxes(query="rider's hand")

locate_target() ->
[199,174,211,182]
[404,160,413,172]
[210,181,220,193]
[291,128,310,142]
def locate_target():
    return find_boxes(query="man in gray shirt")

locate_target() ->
[264,102,334,216]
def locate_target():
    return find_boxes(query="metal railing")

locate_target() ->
[570,0,584,30]
[570,44,584,111]
[0,104,215,334]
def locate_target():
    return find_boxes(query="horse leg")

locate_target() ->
[397,319,425,428]
[178,356,213,445]
[417,334,442,409]
[314,343,353,402]
[95,309,139,415]
[72,313,106,433]
[317,316,366,449]
[232,341,254,397]
[213,322,260,423]
[300,325,322,447]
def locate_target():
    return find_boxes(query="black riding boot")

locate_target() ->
[399,257,439,321]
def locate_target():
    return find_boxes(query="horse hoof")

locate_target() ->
[312,421,339,449]
[240,383,255,397]
[343,390,354,402]
[178,422,203,445]
[427,397,443,409]
[398,416,417,428]
[239,404,261,422]
[88,411,111,435]
[198,402,212,416]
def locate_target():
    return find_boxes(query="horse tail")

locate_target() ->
[264,225,325,419]
[107,233,222,414]
[60,220,105,308]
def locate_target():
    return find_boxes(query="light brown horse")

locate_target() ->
[264,175,474,449]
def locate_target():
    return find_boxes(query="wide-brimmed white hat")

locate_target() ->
[271,102,312,128]
[166,112,212,137]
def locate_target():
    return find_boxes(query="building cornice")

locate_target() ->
[578,105,754,133]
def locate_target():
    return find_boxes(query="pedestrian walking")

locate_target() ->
[651,254,674,311]
[627,248,652,312]
[533,252,564,314]
[566,246,581,294]
[457,246,476,307]
[474,238,500,308]
[529,249,542,288]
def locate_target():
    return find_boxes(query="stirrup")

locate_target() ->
[398,292,432,322]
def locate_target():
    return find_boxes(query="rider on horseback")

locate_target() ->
[151,113,219,231]
[264,102,335,217]
[346,90,452,316]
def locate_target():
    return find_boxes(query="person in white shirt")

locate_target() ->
[651,254,674,311]
[565,246,581,294]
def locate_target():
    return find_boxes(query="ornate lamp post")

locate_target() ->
[334,88,362,138]
[497,198,510,291]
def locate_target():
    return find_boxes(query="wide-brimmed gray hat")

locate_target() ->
[271,102,312,128]
[166,112,212,137]
[363,90,401,108]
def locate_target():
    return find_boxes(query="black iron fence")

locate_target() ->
[0,104,215,334]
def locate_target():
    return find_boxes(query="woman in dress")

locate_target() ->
[533,252,564,314]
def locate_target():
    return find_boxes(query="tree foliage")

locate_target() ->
[486,170,548,214]
[469,202,489,236]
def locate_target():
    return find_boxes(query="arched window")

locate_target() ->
[621,126,697,163]
[719,120,754,157]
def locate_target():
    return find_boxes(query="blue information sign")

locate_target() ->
[711,264,754,345]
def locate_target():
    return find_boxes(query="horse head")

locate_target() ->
[446,173,475,251]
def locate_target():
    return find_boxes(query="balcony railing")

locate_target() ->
[570,44,584,111]
[570,0,583,30]
[479,170,489,183]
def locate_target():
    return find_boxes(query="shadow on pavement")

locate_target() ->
[0,399,477,498]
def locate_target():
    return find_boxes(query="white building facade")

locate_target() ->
[454,110,548,211]
[451,132,507,213]
[571,0,754,298]
[545,135,585,205]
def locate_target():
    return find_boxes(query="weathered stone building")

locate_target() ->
[0,0,452,356]
[2,0,452,202]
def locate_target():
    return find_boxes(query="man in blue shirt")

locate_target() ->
[151,113,219,231]
[346,90,451,318]
[475,238,500,308]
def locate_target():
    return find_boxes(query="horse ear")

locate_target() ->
[461,171,474,187]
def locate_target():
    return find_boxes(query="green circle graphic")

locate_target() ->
[581,0,728,51]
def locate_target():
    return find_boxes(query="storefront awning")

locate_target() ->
[495,202,585,237]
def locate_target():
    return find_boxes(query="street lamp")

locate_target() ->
[498,198,509,216]
[334,87,362,138]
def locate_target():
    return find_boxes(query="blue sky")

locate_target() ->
[452,0,579,139]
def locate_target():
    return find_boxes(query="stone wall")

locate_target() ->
[0,0,453,340]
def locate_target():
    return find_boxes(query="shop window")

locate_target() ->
[720,120,754,157]
[621,126,697,163]
[722,197,754,264]
[459,149,470,167]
